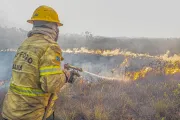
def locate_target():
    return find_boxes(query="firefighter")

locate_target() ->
[2,5,74,120]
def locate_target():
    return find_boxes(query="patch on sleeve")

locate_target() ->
[50,45,63,64]
[52,53,61,65]
[56,56,60,61]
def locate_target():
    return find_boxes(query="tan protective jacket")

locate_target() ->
[2,34,66,120]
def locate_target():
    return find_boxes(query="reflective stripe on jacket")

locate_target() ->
[2,34,66,120]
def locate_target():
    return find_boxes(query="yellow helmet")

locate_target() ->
[27,5,63,26]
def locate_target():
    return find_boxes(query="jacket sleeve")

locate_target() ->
[39,44,66,93]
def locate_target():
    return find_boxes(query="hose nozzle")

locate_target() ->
[64,63,83,72]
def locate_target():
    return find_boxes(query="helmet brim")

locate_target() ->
[27,20,63,26]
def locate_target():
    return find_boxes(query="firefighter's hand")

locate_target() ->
[68,70,80,83]
[63,69,80,83]
[64,70,79,83]
[63,69,71,83]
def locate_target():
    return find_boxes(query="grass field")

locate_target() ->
[55,74,180,120]
[0,51,180,120]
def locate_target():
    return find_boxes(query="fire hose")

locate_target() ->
[64,63,121,80]
[43,63,123,120]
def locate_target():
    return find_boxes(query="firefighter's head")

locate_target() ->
[27,5,63,41]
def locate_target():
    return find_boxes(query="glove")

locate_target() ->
[68,70,80,83]
[63,69,71,83]
[63,69,80,83]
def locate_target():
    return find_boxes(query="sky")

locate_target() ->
[0,0,180,38]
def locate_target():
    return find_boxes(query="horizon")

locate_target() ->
[0,25,179,39]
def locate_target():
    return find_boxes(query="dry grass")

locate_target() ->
[55,75,180,120]
[0,75,180,120]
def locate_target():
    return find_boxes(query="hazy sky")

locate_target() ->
[0,0,180,38]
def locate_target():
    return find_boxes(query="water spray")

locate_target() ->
[83,71,121,81]
[64,63,122,81]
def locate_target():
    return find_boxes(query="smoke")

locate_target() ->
[0,26,180,84]
[0,26,180,54]
[0,52,15,80]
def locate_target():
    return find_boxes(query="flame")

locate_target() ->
[1,48,180,81]
[126,60,180,80]
[112,56,180,81]
[126,67,153,80]
[62,47,157,58]
[120,58,130,67]
[63,48,180,65]
[164,61,180,75]
[1,48,180,62]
